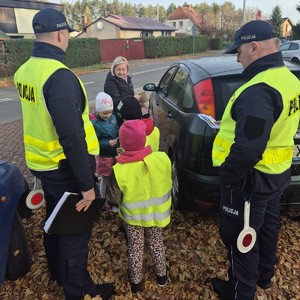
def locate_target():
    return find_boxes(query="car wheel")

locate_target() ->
[291,57,300,64]
[17,178,32,219]
[5,212,31,281]
[171,160,182,210]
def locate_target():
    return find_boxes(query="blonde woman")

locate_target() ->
[104,56,143,126]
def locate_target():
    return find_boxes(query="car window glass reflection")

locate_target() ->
[280,43,291,51]
[168,68,188,105]
[220,80,247,107]
[181,77,194,110]
[159,67,177,96]
[290,43,299,50]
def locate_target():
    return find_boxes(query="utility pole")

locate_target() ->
[192,25,195,54]
[242,0,246,25]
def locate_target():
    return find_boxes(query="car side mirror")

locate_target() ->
[143,83,157,91]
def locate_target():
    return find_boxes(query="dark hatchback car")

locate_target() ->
[143,55,300,212]
[0,160,32,287]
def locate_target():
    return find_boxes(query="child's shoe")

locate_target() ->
[130,282,142,293]
[157,273,168,287]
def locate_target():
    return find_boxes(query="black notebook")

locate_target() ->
[43,192,106,235]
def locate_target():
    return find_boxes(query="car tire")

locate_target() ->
[171,160,183,210]
[5,211,31,281]
[17,178,32,219]
[291,57,300,64]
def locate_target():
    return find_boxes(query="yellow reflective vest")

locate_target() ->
[213,66,300,174]
[145,126,160,151]
[14,57,99,171]
[113,152,172,227]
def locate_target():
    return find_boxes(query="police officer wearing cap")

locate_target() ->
[212,20,300,299]
[14,8,114,300]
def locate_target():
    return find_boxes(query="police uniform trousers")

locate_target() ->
[218,171,286,300]
[33,168,98,300]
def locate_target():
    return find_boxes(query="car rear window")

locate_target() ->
[280,43,292,51]
[290,43,300,50]
[213,77,248,119]
[213,71,300,119]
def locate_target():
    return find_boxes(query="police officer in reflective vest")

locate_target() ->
[14,8,114,300]
[212,20,300,299]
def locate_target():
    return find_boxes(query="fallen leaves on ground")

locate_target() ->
[1,203,299,300]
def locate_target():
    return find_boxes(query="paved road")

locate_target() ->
[0,60,174,124]
[0,51,224,124]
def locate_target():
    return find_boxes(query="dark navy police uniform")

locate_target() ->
[213,52,300,300]
[29,42,100,299]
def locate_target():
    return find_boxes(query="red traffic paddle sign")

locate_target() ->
[237,201,256,253]
[26,176,45,209]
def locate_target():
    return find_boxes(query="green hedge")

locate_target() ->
[0,35,209,78]
[144,35,208,58]
[210,38,223,50]
[0,38,100,78]
[65,38,100,68]
[0,39,34,77]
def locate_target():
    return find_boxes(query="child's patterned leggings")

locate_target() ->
[124,223,167,284]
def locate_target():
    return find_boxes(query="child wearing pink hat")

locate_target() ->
[90,92,119,199]
[106,120,172,293]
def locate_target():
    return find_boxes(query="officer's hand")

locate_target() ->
[76,188,95,212]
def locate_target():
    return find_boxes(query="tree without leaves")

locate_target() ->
[220,2,242,39]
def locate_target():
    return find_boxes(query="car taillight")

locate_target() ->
[194,78,216,118]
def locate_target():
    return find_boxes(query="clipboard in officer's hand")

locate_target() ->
[44,192,106,235]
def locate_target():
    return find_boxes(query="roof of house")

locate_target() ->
[281,17,294,25]
[168,6,203,27]
[87,14,175,31]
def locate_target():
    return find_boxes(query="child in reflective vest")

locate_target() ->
[106,120,172,294]
[142,115,160,151]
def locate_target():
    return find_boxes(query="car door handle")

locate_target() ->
[167,111,172,119]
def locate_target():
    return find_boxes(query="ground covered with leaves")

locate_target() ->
[1,202,299,300]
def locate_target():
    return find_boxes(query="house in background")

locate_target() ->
[77,14,175,39]
[77,14,175,62]
[0,29,10,40]
[165,6,204,36]
[281,17,294,39]
[0,0,63,39]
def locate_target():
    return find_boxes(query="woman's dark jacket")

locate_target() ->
[104,72,135,111]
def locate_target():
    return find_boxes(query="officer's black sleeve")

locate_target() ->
[218,84,283,186]
[43,69,95,191]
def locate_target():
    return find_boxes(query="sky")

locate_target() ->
[50,0,300,24]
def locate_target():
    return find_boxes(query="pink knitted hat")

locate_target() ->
[119,120,146,151]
